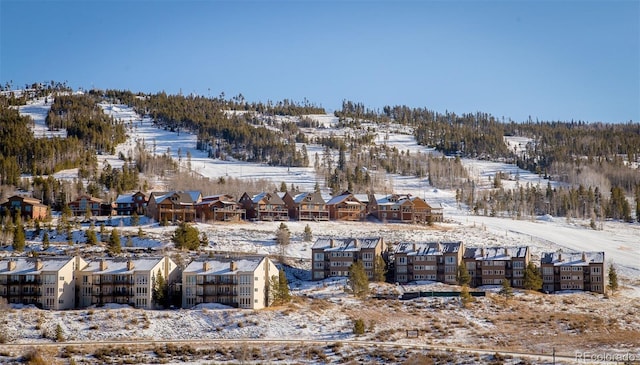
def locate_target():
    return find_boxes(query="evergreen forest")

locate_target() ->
[0,82,638,223]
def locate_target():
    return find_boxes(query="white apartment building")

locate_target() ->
[182,256,278,310]
[0,256,78,310]
[75,256,178,309]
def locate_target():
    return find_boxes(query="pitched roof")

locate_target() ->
[326,193,362,205]
[540,251,604,266]
[463,246,528,260]
[312,237,382,251]
[394,241,463,255]
[80,257,164,274]
[183,257,265,275]
[115,194,134,204]
[0,257,74,274]
[251,192,285,205]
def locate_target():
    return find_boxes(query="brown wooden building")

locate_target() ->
[239,192,288,221]
[540,251,605,294]
[369,193,443,223]
[463,247,530,288]
[146,191,201,222]
[114,191,147,216]
[326,192,366,221]
[311,237,384,280]
[195,194,245,222]
[282,191,329,221]
[0,195,48,220]
[393,241,464,284]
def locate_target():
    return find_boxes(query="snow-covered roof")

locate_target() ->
[464,246,528,260]
[353,194,370,203]
[395,241,462,255]
[80,258,164,274]
[115,194,134,204]
[250,192,285,205]
[312,237,382,251]
[0,257,74,274]
[183,257,265,275]
[541,251,604,266]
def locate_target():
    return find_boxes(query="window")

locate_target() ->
[398,257,406,264]
[59,276,65,281]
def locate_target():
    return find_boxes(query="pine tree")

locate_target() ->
[200,232,209,247]
[108,228,121,254]
[499,279,513,300]
[608,263,618,294]
[42,231,50,250]
[279,181,287,192]
[456,263,471,286]
[303,224,313,242]
[152,270,168,308]
[270,269,291,305]
[275,223,290,246]
[55,324,64,342]
[172,222,200,250]
[131,211,139,226]
[137,226,145,238]
[373,256,386,282]
[353,318,365,335]
[460,285,474,307]
[348,261,369,299]
[85,229,97,245]
[12,222,25,252]
[523,262,543,291]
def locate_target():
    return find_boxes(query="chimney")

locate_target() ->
[203,261,211,272]
[581,252,587,262]
[127,259,135,271]
[557,253,562,262]
[230,261,237,271]
[329,239,335,248]
[504,247,508,256]
[8,260,16,271]
[100,259,108,271]
[481,248,485,258]
[35,259,44,271]
[412,243,417,252]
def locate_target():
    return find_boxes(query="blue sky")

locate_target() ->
[1,1,638,123]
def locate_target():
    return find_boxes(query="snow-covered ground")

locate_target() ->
[17,96,67,138]
[15,100,639,283]
[3,98,639,362]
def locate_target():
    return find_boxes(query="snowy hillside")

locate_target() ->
[15,99,640,285]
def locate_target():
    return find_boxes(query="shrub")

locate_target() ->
[353,318,365,335]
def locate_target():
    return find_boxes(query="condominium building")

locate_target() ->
[182,256,278,309]
[311,237,384,280]
[540,251,605,294]
[463,247,530,288]
[0,256,78,310]
[393,241,464,284]
[75,256,178,309]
